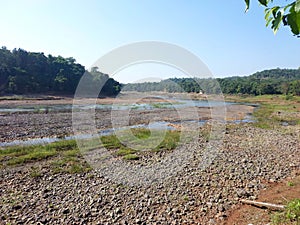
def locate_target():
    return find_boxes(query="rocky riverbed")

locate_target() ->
[0,99,253,143]
[1,124,299,224]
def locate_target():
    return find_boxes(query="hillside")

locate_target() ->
[0,47,121,96]
[123,68,300,96]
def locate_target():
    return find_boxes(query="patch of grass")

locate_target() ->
[252,103,276,129]
[156,130,180,150]
[77,137,103,152]
[67,163,91,173]
[62,149,80,157]
[100,135,123,149]
[150,103,166,108]
[29,166,42,178]
[0,140,78,166]
[183,195,189,201]
[45,140,78,152]
[123,154,139,160]
[0,139,92,174]
[51,156,91,174]
[272,199,300,225]
[287,181,295,187]
[228,95,300,129]
[131,128,151,139]
[253,103,300,129]
[115,148,137,156]
[100,128,181,156]
[7,149,57,165]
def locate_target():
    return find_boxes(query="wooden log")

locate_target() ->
[240,199,285,210]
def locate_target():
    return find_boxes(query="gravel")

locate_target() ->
[1,124,299,224]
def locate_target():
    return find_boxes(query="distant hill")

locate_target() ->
[123,68,300,96]
[0,47,121,96]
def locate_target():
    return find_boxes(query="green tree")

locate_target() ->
[245,0,300,37]
[290,80,300,95]
[0,47,121,97]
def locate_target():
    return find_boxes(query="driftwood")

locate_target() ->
[240,199,285,210]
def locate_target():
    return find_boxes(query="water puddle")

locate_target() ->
[0,116,255,147]
[0,121,177,147]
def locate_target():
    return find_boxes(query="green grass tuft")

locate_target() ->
[7,149,57,165]
[116,148,137,156]
[123,154,139,160]
[101,128,181,156]
[271,199,300,224]
[0,139,92,174]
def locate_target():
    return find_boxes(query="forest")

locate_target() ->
[123,68,300,96]
[0,47,121,96]
[1,46,299,97]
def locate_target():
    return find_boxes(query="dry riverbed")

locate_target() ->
[0,94,253,143]
[0,94,299,224]
[0,124,299,224]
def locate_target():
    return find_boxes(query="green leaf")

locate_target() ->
[295,0,300,13]
[271,11,283,34]
[287,5,300,35]
[266,17,273,27]
[265,8,273,27]
[271,6,280,17]
[259,0,269,7]
[245,0,250,12]
[284,3,293,12]
[264,8,272,20]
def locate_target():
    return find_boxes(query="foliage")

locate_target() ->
[245,0,300,37]
[272,199,300,224]
[0,47,121,96]
[123,68,300,96]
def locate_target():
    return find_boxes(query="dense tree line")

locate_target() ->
[0,47,121,96]
[123,68,300,96]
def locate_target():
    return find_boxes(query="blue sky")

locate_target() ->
[1,0,299,83]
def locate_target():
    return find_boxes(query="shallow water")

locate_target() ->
[0,121,176,147]
[0,98,254,147]
[0,99,234,113]
[0,116,255,147]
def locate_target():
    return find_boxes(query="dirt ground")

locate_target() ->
[225,171,300,225]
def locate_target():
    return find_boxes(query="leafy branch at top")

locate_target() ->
[245,0,300,37]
